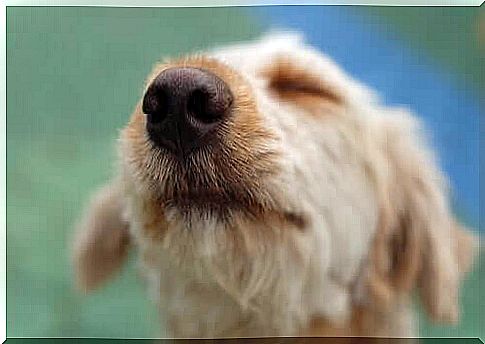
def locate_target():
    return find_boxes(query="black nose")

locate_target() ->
[142,67,233,156]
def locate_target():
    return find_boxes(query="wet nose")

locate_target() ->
[142,67,233,156]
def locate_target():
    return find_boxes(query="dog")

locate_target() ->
[72,33,477,338]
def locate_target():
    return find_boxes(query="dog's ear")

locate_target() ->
[71,180,131,293]
[366,110,477,323]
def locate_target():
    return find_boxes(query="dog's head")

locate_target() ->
[118,33,477,329]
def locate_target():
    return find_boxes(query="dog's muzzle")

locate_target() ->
[142,67,233,157]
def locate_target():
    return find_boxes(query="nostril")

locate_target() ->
[142,89,168,125]
[187,89,215,124]
[187,87,233,125]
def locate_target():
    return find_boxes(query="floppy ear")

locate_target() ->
[71,180,131,293]
[367,109,478,323]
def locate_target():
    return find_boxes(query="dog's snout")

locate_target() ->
[142,67,233,155]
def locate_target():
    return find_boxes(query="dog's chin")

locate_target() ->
[125,127,280,224]
[138,147,272,221]
[165,187,268,222]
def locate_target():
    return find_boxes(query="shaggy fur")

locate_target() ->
[72,33,477,338]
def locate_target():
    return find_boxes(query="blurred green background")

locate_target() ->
[6,6,483,339]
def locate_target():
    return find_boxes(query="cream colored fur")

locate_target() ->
[72,33,477,338]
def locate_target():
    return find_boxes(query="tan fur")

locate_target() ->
[71,181,131,292]
[303,304,415,338]
[72,33,478,338]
